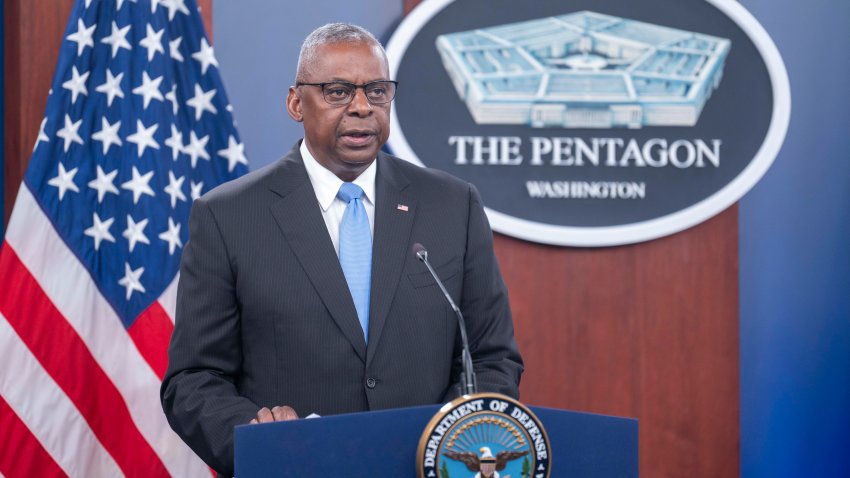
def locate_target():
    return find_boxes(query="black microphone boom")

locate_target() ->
[412,243,477,396]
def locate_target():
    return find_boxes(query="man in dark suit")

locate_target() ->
[161,23,523,477]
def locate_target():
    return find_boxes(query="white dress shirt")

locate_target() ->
[300,140,376,256]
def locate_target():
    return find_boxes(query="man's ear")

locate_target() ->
[286,86,303,122]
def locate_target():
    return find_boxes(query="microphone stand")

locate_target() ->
[414,244,477,396]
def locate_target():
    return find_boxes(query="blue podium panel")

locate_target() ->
[235,405,637,477]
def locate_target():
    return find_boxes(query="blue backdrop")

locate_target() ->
[214,1,850,476]
[739,0,850,476]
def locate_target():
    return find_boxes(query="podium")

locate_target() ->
[235,404,637,477]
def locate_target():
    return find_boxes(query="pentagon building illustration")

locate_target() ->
[435,11,731,129]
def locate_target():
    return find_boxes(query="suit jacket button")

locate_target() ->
[366,377,377,389]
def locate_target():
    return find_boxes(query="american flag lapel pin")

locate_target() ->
[396,204,409,212]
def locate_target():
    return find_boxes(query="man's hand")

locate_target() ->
[248,405,299,424]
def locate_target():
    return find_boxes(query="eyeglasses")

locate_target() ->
[296,80,398,106]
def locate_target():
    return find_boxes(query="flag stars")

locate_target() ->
[218,135,248,172]
[121,166,155,204]
[27,0,247,318]
[56,114,84,152]
[62,66,89,104]
[126,119,160,157]
[118,263,146,300]
[158,217,183,255]
[164,0,190,21]
[184,131,210,168]
[226,104,236,125]
[48,163,80,200]
[164,124,183,161]
[164,171,187,208]
[96,69,125,107]
[66,18,95,56]
[165,84,179,115]
[101,21,132,58]
[186,84,217,120]
[84,213,116,250]
[91,117,123,155]
[123,215,150,252]
[34,117,49,152]
[88,165,120,203]
[169,36,184,62]
[192,38,219,75]
[190,180,204,201]
[132,71,164,109]
[139,24,165,61]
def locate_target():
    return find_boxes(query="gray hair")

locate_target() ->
[296,23,386,82]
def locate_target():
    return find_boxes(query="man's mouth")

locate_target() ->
[340,130,376,146]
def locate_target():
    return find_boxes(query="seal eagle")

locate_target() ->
[444,446,529,477]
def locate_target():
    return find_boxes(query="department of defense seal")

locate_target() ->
[417,393,551,478]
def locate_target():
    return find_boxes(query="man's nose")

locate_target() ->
[346,87,373,116]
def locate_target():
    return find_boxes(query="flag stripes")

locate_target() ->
[3,186,211,477]
[128,302,175,380]
[0,246,171,477]
[158,274,180,323]
[0,395,69,478]
[0,314,122,477]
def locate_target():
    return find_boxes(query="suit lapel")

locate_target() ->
[366,153,415,366]
[268,146,367,363]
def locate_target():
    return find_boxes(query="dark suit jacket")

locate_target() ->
[161,143,523,476]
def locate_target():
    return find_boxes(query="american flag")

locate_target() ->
[0,0,247,476]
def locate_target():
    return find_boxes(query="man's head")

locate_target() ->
[286,23,393,182]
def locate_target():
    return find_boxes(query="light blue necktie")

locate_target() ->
[337,182,372,342]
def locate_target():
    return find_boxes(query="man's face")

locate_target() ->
[286,42,392,180]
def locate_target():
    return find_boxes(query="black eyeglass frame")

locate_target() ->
[295,80,399,105]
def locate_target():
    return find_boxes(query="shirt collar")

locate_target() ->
[300,140,377,211]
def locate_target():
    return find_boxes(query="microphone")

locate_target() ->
[412,243,477,396]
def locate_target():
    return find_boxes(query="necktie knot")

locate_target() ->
[337,182,364,203]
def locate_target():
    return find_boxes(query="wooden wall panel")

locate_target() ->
[3,0,73,226]
[199,0,213,41]
[404,0,740,476]
[496,208,740,477]
[3,0,214,226]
